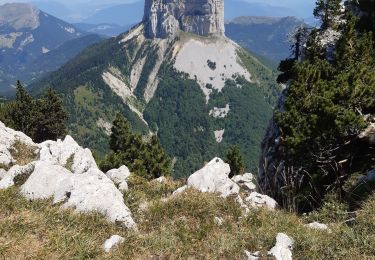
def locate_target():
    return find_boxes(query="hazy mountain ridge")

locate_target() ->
[226,16,307,61]
[74,23,132,37]
[0,3,103,97]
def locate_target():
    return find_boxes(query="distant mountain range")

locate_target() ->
[74,23,132,37]
[0,3,103,97]
[0,1,308,99]
[81,1,144,26]
[226,16,307,62]
[29,0,315,25]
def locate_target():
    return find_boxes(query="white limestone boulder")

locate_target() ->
[187,157,240,198]
[244,233,293,260]
[245,192,278,210]
[21,161,136,229]
[172,185,188,196]
[0,168,6,180]
[305,222,330,231]
[106,165,131,192]
[232,173,256,193]
[71,148,98,175]
[0,163,35,189]
[0,121,36,167]
[39,135,98,174]
[269,233,294,260]
[103,235,125,252]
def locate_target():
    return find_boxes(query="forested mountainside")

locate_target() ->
[259,0,375,213]
[31,0,280,178]
[31,29,279,178]
[0,3,103,97]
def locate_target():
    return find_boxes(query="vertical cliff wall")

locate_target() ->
[143,0,225,39]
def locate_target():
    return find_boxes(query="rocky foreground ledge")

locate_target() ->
[1,121,333,258]
[0,121,137,229]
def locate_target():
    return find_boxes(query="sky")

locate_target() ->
[0,0,315,8]
[0,0,317,23]
[0,0,309,3]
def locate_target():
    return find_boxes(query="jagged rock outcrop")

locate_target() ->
[258,93,287,200]
[0,121,136,229]
[39,136,98,174]
[0,121,36,168]
[232,172,257,193]
[21,162,136,229]
[172,157,278,213]
[143,0,225,39]
[186,157,240,198]
[106,165,131,192]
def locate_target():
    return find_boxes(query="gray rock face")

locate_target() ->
[143,0,225,39]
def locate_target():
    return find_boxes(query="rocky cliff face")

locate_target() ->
[143,0,225,39]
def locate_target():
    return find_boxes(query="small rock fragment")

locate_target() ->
[268,233,294,260]
[214,216,223,226]
[244,250,260,260]
[172,185,188,196]
[152,176,166,183]
[305,222,330,231]
[103,235,125,252]
[245,192,278,210]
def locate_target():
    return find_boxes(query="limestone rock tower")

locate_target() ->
[143,0,225,39]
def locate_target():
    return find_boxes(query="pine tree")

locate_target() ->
[291,25,309,61]
[273,8,375,210]
[313,0,342,29]
[304,29,324,62]
[145,135,172,178]
[335,14,357,69]
[110,113,133,153]
[103,113,171,179]
[225,146,245,178]
[33,88,68,143]
[11,81,35,135]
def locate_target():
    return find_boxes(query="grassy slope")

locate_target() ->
[1,180,374,259]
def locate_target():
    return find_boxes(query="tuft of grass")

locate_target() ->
[9,140,38,166]
[64,154,74,172]
[0,181,375,259]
